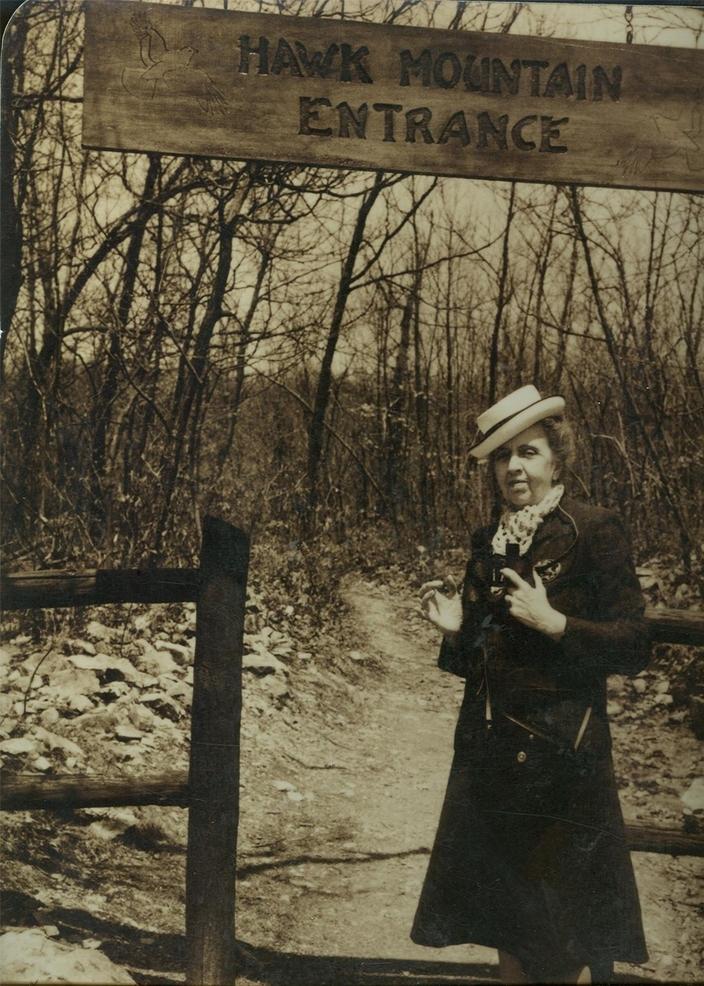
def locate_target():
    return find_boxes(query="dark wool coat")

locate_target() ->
[411,497,650,980]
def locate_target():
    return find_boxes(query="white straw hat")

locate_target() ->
[469,385,565,460]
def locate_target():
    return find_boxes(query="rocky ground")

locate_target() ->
[1,564,703,984]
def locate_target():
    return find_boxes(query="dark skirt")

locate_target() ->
[410,743,648,979]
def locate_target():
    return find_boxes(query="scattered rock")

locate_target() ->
[127,704,157,731]
[631,678,647,695]
[348,650,369,663]
[39,708,60,728]
[85,620,112,642]
[681,777,704,833]
[674,584,691,604]
[0,737,40,757]
[86,808,139,842]
[45,668,100,701]
[681,778,704,812]
[260,675,290,704]
[33,728,83,759]
[67,653,112,672]
[272,779,296,791]
[0,646,17,667]
[7,671,31,690]
[127,670,160,689]
[65,694,95,715]
[138,692,182,722]
[133,613,152,632]
[97,681,133,703]
[164,679,192,702]
[607,701,623,717]
[0,693,15,717]
[135,642,179,677]
[0,928,136,983]
[114,724,144,742]
[31,756,52,772]
[68,638,97,656]
[243,650,287,676]
[76,707,123,731]
[154,640,192,665]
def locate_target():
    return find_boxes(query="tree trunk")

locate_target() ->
[152,191,244,562]
[306,176,383,521]
[488,183,516,404]
[0,9,27,374]
[90,156,160,542]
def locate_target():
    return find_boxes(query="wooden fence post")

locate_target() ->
[186,516,249,985]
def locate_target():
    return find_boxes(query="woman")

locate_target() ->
[410,385,649,984]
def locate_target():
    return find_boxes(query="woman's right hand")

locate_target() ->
[419,577,463,636]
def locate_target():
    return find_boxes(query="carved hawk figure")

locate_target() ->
[123,11,226,115]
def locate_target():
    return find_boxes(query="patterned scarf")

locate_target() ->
[492,484,565,557]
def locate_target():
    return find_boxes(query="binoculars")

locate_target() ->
[490,542,534,596]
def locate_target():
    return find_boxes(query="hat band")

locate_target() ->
[477,397,548,444]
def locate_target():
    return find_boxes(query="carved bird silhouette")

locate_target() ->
[125,11,226,115]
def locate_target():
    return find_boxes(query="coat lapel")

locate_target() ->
[530,503,579,584]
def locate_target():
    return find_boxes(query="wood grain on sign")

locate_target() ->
[83,1,704,192]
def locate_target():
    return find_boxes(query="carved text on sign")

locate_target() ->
[237,34,623,104]
[299,100,569,154]
[83,3,704,193]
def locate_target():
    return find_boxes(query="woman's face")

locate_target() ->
[493,423,558,509]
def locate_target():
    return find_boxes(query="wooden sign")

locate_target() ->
[83,1,704,193]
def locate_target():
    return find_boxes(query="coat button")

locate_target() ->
[516,751,527,763]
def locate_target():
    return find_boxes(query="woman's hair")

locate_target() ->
[539,415,575,482]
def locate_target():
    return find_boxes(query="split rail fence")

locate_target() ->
[1,515,703,985]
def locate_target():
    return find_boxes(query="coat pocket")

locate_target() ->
[469,719,599,820]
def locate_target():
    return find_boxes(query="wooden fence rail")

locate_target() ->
[3,771,704,858]
[0,567,199,608]
[1,771,191,810]
[3,567,703,645]
[645,607,704,646]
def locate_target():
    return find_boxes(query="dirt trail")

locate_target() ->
[237,575,495,983]
[237,577,703,986]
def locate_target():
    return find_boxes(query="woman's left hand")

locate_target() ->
[501,568,567,641]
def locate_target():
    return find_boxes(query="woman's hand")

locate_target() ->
[419,576,463,637]
[502,568,567,641]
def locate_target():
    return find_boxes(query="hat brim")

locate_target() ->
[469,396,566,460]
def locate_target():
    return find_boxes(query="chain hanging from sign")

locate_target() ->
[625,6,634,46]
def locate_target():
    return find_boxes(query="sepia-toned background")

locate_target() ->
[1,1,702,983]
